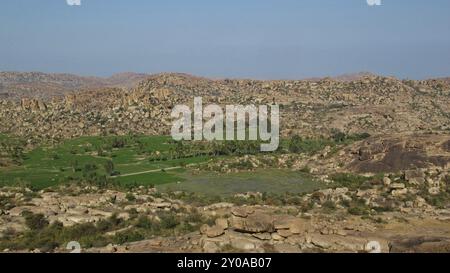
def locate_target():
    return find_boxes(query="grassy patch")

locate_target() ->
[0,135,208,189]
[330,173,382,190]
[158,169,326,196]
[0,210,217,252]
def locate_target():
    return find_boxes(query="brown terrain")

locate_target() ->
[0,71,150,100]
[1,73,450,142]
[0,72,449,253]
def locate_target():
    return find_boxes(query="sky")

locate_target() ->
[0,0,449,79]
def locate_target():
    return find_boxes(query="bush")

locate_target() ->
[331,129,370,143]
[111,138,126,148]
[331,130,347,143]
[136,216,160,232]
[330,173,372,190]
[288,136,331,155]
[104,160,115,176]
[288,135,303,153]
[185,211,203,223]
[113,231,144,244]
[0,219,112,252]
[66,223,99,238]
[322,200,337,211]
[126,193,136,202]
[347,199,371,216]
[424,192,450,209]
[159,213,180,229]
[96,219,113,232]
[24,213,49,231]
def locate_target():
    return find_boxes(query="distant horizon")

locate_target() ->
[1,1,450,80]
[0,69,448,81]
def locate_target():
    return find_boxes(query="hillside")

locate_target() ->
[1,73,449,141]
[1,73,450,253]
[0,71,150,100]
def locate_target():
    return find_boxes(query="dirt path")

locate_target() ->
[112,166,183,178]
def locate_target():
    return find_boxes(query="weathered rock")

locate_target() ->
[428,187,440,195]
[277,229,293,238]
[205,226,226,238]
[203,241,220,253]
[230,212,274,233]
[252,233,272,240]
[405,170,425,184]
[231,207,255,218]
[204,202,234,210]
[106,243,118,253]
[229,236,259,251]
[274,216,310,235]
[271,233,284,241]
[273,244,301,253]
[390,183,406,190]
[383,177,392,186]
[414,197,428,208]
[150,202,172,209]
[215,218,229,230]
[285,235,306,245]
[392,188,408,197]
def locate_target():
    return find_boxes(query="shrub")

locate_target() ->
[288,135,303,153]
[330,173,372,190]
[111,138,126,148]
[300,201,314,213]
[24,213,49,231]
[66,223,99,238]
[322,200,337,211]
[185,210,203,223]
[424,192,450,209]
[96,219,113,232]
[331,129,370,143]
[113,231,144,244]
[104,160,115,176]
[288,136,331,155]
[135,216,150,229]
[125,193,136,202]
[0,219,112,252]
[159,213,180,229]
[347,199,371,216]
[331,130,347,143]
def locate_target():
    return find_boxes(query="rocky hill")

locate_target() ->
[0,72,150,100]
[1,73,450,253]
[1,73,449,144]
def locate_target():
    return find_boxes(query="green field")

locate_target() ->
[1,132,358,192]
[0,135,210,189]
[158,169,325,196]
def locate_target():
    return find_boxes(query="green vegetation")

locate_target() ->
[286,130,370,155]
[23,212,49,231]
[330,173,382,190]
[0,135,213,189]
[288,135,333,155]
[158,169,326,197]
[418,175,450,209]
[330,129,370,144]
[0,135,26,166]
[0,210,217,252]
[344,199,371,216]
[0,130,371,190]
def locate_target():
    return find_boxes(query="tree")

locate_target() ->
[71,160,80,172]
[111,137,126,148]
[24,212,49,230]
[288,135,303,153]
[104,160,115,176]
[331,129,347,143]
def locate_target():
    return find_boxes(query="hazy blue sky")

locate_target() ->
[1,0,449,79]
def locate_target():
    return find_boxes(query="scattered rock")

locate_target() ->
[230,212,274,233]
